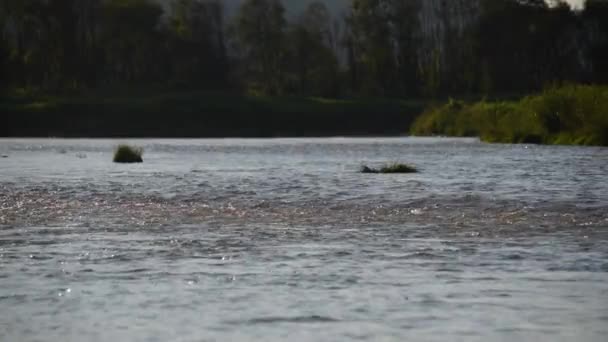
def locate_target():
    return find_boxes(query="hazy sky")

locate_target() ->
[237,0,588,11]
[161,0,587,13]
[565,0,584,9]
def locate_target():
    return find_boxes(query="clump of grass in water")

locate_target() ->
[360,163,418,174]
[113,144,143,163]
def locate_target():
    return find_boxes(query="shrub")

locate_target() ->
[411,84,608,146]
[360,163,418,174]
[113,144,143,163]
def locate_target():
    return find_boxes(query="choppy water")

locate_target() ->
[1,138,607,342]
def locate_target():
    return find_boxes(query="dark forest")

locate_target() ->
[1,0,607,140]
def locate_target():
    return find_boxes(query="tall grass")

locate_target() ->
[113,145,143,163]
[0,89,423,137]
[411,85,608,146]
[360,163,418,174]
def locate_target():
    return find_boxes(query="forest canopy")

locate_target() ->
[1,0,607,98]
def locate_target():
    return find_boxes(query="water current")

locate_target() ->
[0,138,607,341]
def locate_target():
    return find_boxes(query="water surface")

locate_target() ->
[1,138,607,341]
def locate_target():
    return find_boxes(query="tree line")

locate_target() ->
[1,0,607,98]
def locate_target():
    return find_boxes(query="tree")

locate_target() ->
[474,0,580,93]
[167,0,228,88]
[234,0,287,94]
[0,0,51,89]
[301,1,332,45]
[584,0,608,84]
[390,0,422,96]
[346,0,397,95]
[100,0,164,83]
[285,1,339,96]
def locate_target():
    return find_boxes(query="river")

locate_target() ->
[1,138,607,341]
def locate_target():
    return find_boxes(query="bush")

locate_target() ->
[113,144,143,163]
[411,84,608,146]
[360,163,418,174]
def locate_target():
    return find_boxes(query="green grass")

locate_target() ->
[411,84,608,146]
[113,144,143,163]
[360,163,418,174]
[0,88,424,137]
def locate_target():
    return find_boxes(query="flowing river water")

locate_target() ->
[0,138,607,341]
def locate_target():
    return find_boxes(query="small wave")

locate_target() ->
[402,251,445,260]
[244,315,340,324]
[502,254,525,260]
[0,294,27,302]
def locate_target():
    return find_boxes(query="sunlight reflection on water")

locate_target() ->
[0,138,607,341]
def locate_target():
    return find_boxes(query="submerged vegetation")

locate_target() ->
[411,85,608,146]
[360,163,418,174]
[113,145,143,163]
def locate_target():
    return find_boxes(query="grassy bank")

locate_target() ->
[411,85,608,146]
[0,89,424,137]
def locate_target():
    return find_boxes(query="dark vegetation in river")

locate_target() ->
[360,163,418,174]
[113,144,144,163]
[1,1,607,141]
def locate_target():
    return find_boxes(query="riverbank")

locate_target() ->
[0,90,423,138]
[411,85,608,146]
[3,85,606,144]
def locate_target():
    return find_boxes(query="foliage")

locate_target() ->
[101,0,164,83]
[1,0,607,98]
[1,0,608,139]
[283,4,340,97]
[411,85,608,146]
[233,0,287,94]
[167,0,227,88]
[113,144,143,163]
[474,0,581,94]
[360,163,418,174]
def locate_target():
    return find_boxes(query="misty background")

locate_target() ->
[156,0,585,15]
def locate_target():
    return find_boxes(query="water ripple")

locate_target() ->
[1,138,607,341]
